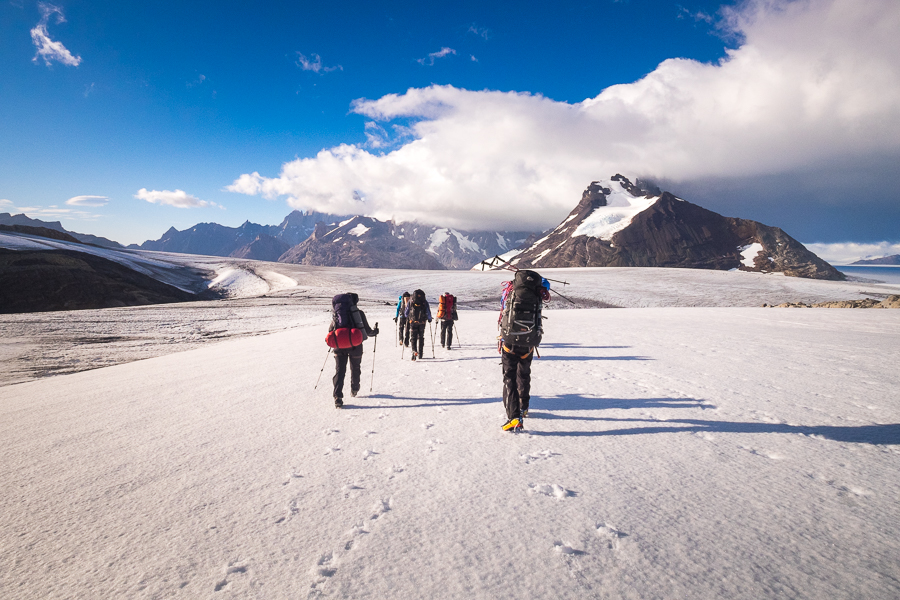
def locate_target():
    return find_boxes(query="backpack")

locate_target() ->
[327,293,365,348]
[500,270,543,347]
[437,294,455,320]
[409,289,428,323]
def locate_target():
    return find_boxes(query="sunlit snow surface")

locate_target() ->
[572,180,660,240]
[1,260,900,598]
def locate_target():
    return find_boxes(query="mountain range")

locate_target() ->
[852,254,900,265]
[0,213,123,248]
[500,175,844,280]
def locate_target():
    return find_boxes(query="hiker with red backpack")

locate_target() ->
[436,292,459,349]
[326,293,379,408]
[403,289,432,361]
[497,271,550,432]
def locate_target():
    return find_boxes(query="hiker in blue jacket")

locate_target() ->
[393,291,411,347]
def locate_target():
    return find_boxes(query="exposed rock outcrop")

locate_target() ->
[509,175,844,280]
[229,234,291,262]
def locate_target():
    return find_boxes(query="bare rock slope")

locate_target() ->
[509,175,843,280]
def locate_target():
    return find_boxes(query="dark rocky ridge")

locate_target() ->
[511,175,844,280]
[0,213,123,248]
[0,248,199,314]
[229,234,291,262]
[0,224,82,244]
[279,216,445,269]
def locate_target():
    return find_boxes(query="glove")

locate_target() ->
[373,327,380,336]
[393,317,397,323]
[428,319,432,323]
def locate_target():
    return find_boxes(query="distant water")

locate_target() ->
[835,265,900,285]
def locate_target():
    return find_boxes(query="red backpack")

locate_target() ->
[437,293,455,319]
[326,327,363,349]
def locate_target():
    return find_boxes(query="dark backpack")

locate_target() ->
[331,293,366,343]
[409,289,428,323]
[500,270,543,347]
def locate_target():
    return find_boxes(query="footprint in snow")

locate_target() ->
[521,450,559,464]
[323,428,339,436]
[596,523,627,550]
[553,541,585,555]
[324,447,341,455]
[362,450,379,460]
[528,483,575,499]
[342,483,364,498]
[422,422,434,430]
[387,465,404,479]
[214,561,249,592]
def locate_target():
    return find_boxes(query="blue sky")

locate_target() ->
[1,0,898,248]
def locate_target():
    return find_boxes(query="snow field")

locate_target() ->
[1,307,898,599]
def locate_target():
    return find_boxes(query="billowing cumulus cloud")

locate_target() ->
[230,0,900,231]
[31,3,82,67]
[135,188,218,209]
[66,195,109,207]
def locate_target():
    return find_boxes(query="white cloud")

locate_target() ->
[467,25,491,40]
[31,3,82,67]
[135,188,219,209]
[296,52,342,73]
[803,242,900,265]
[230,0,900,231]
[417,47,456,66]
[66,195,109,207]
[0,198,100,220]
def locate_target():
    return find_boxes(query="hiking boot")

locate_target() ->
[334,398,344,408]
[411,352,417,361]
[501,418,521,432]
[351,388,358,398]
[522,409,528,418]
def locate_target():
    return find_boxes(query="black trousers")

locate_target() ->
[440,320,453,347]
[409,322,426,356]
[502,345,533,420]
[333,345,363,399]
[398,317,410,346]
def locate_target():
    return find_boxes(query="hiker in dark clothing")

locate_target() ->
[328,293,378,407]
[498,272,550,431]
[436,292,458,349]
[403,289,432,361]
[393,291,411,347]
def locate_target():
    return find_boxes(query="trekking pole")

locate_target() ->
[454,323,461,347]
[429,321,435,358]
[314,348,332,389]
[394,319,397,347]
[369,323,378,392]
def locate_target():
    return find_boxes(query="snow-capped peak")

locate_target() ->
[571,178,659,241]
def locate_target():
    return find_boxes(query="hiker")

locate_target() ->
[393,291,411,347]
[436,292,459,349]
[498,271,550,432]
[403,288,432,361]
[326,293,378,408]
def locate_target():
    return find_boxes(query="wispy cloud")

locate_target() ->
[187,74,206,88]
[31,3,82,67]
[467,25,490,40]
[677,5,714,23]
[296,52,342,73]
[417,47,456,66]
[66,195,109,207]
[135,188,220,209]
[1,198,100,220]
